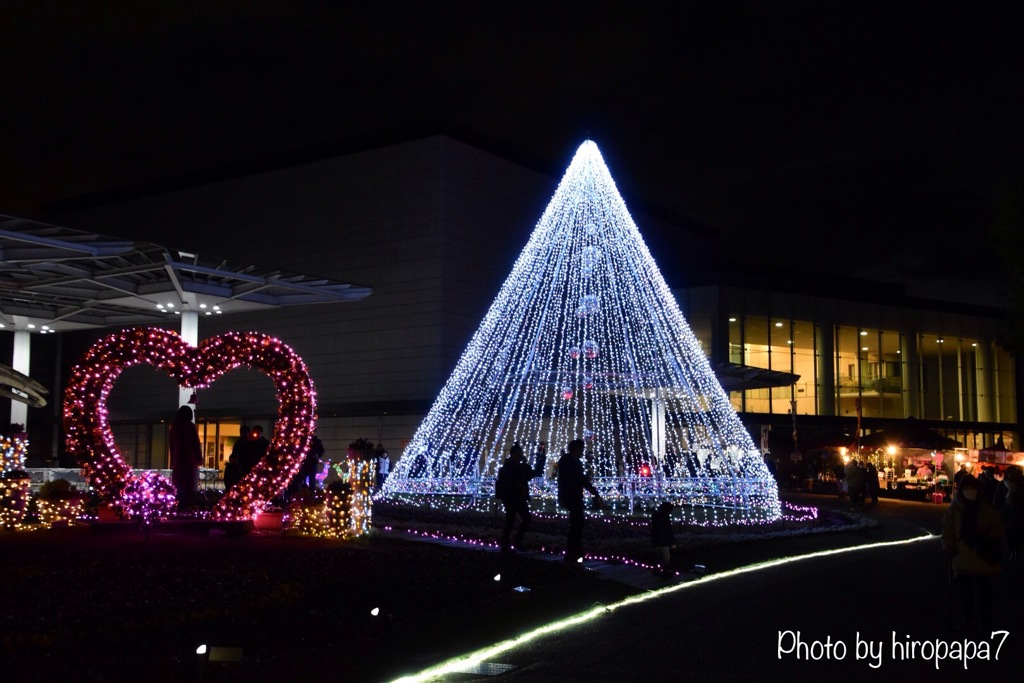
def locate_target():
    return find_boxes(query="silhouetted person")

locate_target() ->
[169,405,202,508]
[224,425,250,490]
[845,459,866,509]
[295,429,325,492]
[247,425,270,473]
[833,461,846,498]
[864,460,880,505]
[996,465,1023,562]
[953,463,969,492]
[495,443,545,551]
[651,501,676,576]
[977,467,998,504]
[942,474,1003,631]
[557,439,602,562]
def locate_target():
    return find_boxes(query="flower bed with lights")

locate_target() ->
[34,479,86,529]
[63,327,317,521]
[286,456,374,539]
[0,471,31,530]
[375,497,861,570]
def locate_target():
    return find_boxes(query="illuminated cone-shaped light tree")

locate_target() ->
[383,141,780,523]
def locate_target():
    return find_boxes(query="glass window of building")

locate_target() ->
[835,326,862,419]
[769,320,792,413]
[859,328,903,418]
[743,316,770,413]
[791,321,816,415]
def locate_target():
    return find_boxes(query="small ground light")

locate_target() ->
[493,574,501,581]
[196,644,207,655]
[513,586,530,593]
[371,607,380,616]
[577,557,583,564]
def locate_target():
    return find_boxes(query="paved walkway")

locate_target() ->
[384,490,939,594]
[386,494,1023,682]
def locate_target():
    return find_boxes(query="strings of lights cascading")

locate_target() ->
[383,141,781,524]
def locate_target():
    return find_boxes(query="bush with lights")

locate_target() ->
[286,462,374,540]
[34,478,86,529]
[63,327,318,521]
[0,469,31,531]
[0,429,31,530]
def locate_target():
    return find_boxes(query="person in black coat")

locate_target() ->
[496,443,545,551]
[557,439,602,562]
[651,501,676,576]
[247,425,270,473]
[224,425,250,490]
[169,405,202,507]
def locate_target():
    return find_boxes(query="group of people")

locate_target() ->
[496,438,679,573]
[496,439,604,562]
[942,464,1024,631]
[835,458,880,508]
[169,411,275,507]
[167,407,335,508]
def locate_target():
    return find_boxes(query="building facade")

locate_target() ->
[6,135,1017,471]
[679,276,1020,454]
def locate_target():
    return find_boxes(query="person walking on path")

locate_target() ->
[495,443,546,551]
[845,458,866,509]
[864,460,880,505]
[942,474,1003,631]
[557,439,602,563]
[169,405,203,508]
[995,465,1024,562]
[650,501,676,576]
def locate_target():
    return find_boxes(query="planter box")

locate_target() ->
[97,503,121,523]
[253,510,284,530]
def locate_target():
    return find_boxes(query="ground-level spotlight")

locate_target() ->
[493,574,501,582]
[196,644,207,655]
[371,607,380,616]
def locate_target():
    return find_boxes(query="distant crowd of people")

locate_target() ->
[166,406,396,507]
[831,458,881,509]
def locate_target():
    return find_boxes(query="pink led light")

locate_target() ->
[63,328,317,521]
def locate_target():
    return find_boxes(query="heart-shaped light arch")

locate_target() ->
[63,328,318,521]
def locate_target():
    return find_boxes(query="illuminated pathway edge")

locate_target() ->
[388,534,938,683]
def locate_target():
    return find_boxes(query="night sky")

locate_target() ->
[2,4,1021,287]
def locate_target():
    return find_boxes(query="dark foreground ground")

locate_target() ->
[0,493,979,682]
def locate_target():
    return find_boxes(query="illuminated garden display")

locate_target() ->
[382,141,781,524]
[0,431,31,530]
[64,328,318,521]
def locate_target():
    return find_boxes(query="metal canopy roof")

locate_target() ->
[0,362,49,407]
[710,361,800,392]
[0,214,371,333]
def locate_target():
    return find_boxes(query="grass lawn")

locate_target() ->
[0,500,863,682]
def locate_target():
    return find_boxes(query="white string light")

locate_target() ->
[382,141,780,524]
